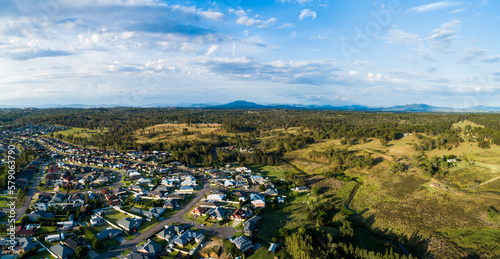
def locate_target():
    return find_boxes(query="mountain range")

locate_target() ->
[2,100,500,112]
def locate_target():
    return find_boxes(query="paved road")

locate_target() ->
[15,161,51,221]
[100,186,236,258]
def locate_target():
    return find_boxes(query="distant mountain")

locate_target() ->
[2,101,500,112]
[211,100,267,109]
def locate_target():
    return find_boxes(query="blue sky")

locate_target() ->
[1,0,499,107]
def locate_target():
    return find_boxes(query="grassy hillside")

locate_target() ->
[280,123,500,258]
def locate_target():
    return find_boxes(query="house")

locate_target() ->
[206,207,229,221]
[19,237,36,252]
[112,187,128,198]
[63,236,86,252]
[106,194,121,206]
[224,180,235,188]
[129,185,144,192]
[163,199,179,209]
[231,235,253,253]
[199,201,218,208]
[277,196,285,203]
[243,215,262,236]
[191,206,207,216]
[96,228,122,240]
[34,203,49,211]
[16,225,36,237]
[126,251,155,259]
[251,199,265,208]
[180,178,197,186]
[37,192,54,203]
[295,186,309,192]
[148,189,166,198]
[46,233,65,242]
[250,175,266,185]
[230,209,247,222]
[28,210,55,222]
[51,193,67,203]
[173,230,203,247]
[137,178,152,185]
[57,221,74,231]
[177,185,195,193]
[250,193,266,208]
[137,240,163,256]
[90,215,105,226]
[156,225,176,241]
[134,207,164,219]
[206,194,225,201]
[264,188,278,196]
[51,244,75,259]
[117,217,142,232]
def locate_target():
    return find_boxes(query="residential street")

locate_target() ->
[15,160,50,221]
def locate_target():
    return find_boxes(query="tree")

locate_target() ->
[380,138,388,147]
[258,184,266,192]
[312,187,320,196]
[339,218,354,239]
[468,180,481,194]
[75,246,90,258]
[285,227,315,259]
[92,238,102,250]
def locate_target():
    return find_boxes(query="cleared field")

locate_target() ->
[133,123,229,143]
[49,126,107,138]
[449,165,499,189]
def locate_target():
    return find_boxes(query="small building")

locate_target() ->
[295,186,309,192]
[15,225,36,237]
[230,209,247,222]
[206,207,229,221]
[268,243,278,254]
[243,215,262,236]
[206,194,225,201]
[63,236,87,252]
[231,235,253,253]
[90,215,105,226]
[137,240,163,256]
[96,228,122,240]
[191,206,207,216]
[46,233,65,242]
[50,244,75,259]
[118,217,142,232]
[19,237,36,252]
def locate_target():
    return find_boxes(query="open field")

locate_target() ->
[133,123,229,143]
[49,126,108,138]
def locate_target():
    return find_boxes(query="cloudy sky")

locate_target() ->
[1,0,500,107]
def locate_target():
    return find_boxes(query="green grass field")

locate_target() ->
[133,123,230,143]
[48,126,108,138]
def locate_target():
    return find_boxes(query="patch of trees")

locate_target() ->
[309,148,374,175]
[284,226,412,259]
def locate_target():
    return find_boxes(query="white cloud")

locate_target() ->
[236,16,277,28]
[277,23,296,29]
[483,55,500,63]
[409,1,462,13]
[205,44,218,56]
[299,9,316,21]
[451,7,465,13]
[199,10,224,21]
[425,19,462,51]
[385,29,421,45]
